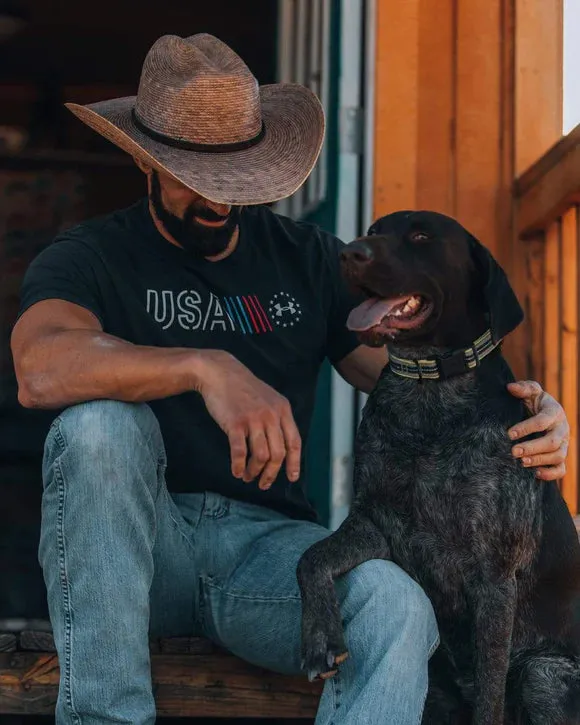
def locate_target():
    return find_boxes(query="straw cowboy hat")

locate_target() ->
[65,33,325,205]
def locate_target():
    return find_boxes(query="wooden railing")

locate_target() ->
[514,123,580,515]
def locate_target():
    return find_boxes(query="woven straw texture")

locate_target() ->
[65,34,325,205]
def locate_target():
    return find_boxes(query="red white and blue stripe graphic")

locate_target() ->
[223,295,273,335]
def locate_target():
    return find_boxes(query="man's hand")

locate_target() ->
[196,351,301,490]
[507,380,569,481]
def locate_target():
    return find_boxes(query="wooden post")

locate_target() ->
[525,235,545,383]
[560,206,578,514]
[543,220,562,400]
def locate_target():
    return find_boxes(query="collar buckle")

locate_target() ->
[436,349,470,379]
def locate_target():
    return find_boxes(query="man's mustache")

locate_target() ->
[188,204,231,223]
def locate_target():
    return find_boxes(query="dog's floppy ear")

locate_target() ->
[468,234,524,342]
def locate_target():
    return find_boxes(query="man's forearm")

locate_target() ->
[15,328,212,409]
[335,345,388,394]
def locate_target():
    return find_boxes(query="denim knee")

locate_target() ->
[339,559,439,658]
[44,400,166,490]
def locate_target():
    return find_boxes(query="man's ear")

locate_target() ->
[468,234,524,342]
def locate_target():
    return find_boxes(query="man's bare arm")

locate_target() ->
[334,344,387,394]
[11,299,301,489]
[12,300,213,409]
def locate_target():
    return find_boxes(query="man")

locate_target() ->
[11,34,568,725]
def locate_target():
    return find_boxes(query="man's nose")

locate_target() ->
[340,241,374,267]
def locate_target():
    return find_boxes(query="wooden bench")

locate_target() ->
[0,624,322,719]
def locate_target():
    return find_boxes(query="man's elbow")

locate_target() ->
[13,349,54,409]
[16,373,51,409]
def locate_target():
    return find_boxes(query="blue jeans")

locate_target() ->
[39,400,439,725]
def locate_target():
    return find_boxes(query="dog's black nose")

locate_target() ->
[340,242,374,266]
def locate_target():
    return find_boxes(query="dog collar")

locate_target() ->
[388,329,501,381]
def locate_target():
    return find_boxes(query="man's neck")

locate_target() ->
[148,200,240,261]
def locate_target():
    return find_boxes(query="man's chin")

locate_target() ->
[180,233,234,258]
[173,216,236,257]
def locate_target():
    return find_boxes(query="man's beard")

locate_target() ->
[150,171,240,259]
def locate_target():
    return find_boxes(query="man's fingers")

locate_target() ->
[535,462,566,482]
[512,431,567,459]
[244,427,270,482]
[258,424,286,490]
[507,380,543,400]
[508,412,557,441]
[281,409,302,482]
[519,450,567,469]
[228,427,248,479]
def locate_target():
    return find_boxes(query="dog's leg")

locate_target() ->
[297,511,389,681]
[470,577,517,725]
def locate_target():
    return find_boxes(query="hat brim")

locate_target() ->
[65,83,325,206]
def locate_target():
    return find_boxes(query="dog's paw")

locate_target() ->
[301,626,349,682]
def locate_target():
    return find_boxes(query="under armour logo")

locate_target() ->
[273,301,297,317]
[268,292,302,328]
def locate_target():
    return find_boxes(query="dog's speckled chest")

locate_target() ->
[352,367,542,618]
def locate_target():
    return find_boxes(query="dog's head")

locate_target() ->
[341,211,523,349]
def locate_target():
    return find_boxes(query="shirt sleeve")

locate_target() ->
[17,235,106,326]
[320,231,362,365]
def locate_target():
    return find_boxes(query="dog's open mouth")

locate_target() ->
[347,294,433,339]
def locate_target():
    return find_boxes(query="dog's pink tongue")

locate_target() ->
[347,297,407,331]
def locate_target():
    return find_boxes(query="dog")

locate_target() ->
[297,211,580,724]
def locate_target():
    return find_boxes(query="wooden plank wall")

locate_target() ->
[373,0,511,263]
[373,0,562,274]
[372,1,574,509]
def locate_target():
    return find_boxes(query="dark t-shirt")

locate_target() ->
[18,199,360,521]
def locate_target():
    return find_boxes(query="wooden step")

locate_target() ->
[0,630,322,718]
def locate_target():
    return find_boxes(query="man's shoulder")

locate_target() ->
[243,204,344,253]
[55,201,144,250]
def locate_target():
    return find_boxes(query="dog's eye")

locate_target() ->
[409,231,430,242]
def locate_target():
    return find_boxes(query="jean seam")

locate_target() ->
[164,490,198,556]
[198,576,216,643]
[52,427,82,725]
[427,634,440,659]
[415,683,429,725]
[204,577,302,603]
[414,636,438,725]
[327,669,342,725]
